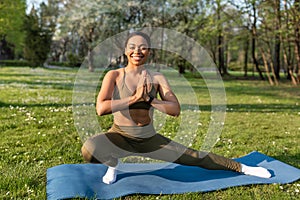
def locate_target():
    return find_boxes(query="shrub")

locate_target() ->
[0,60,30,67]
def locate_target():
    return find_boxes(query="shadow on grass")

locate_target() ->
[272,153,300,169]
[1,100,298,113]
[0,79,76,90]
[181,103,299,113]
[0,101,73,108]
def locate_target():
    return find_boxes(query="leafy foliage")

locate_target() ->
[0,0,26,57]
[23,2,58,67]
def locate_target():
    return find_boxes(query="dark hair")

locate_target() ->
[124,31,151,48]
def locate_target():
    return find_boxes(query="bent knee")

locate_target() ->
[81,145,93,162]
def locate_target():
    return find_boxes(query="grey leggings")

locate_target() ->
[82,123,241,172]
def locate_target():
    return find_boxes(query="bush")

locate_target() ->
[0,60,30,67]
[47,61,81,68]
[67,53,82,67]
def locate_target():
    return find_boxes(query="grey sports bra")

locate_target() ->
[113,69,157,110]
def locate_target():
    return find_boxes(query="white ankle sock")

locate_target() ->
[102,165,118,184]
[241,164,271,178]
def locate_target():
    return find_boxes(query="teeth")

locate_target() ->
[132,56,143,60]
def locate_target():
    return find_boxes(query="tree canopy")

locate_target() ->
[1,0,299,84]
[0,0,26,57]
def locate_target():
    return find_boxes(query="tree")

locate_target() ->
[292,0,300,83]
[0,0,26,58]
[23,1,57,67]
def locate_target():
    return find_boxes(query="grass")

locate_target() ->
[0,67,299,199]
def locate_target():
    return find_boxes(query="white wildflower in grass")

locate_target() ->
[279,186,284,190]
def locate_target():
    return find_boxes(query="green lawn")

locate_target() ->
[0,67,299,199]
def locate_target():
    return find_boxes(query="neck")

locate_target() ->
[125,64,145,74]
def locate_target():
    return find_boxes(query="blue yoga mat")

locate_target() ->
[46,151,300,200]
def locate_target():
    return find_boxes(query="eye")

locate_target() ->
[128,46,135,50]
[140,46,148,51]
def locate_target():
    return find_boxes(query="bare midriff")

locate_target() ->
[113,109,153,127]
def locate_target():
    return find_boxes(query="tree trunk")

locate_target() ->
[282,0,297,85]
[260,47,274,85]
[244,36,249,77]
[216,0,227,76]
[218,34,226,75]
[88,27,94,72]
[273,0,281,79]
[87,50,94,72]
[251,4,264,80]
[251,33,264,80]
[294,0,300,83]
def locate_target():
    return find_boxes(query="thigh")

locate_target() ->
[83,132,135,161]
[137,134,240,171]
[136,134,192,162]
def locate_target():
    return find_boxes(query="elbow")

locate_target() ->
[96,108,103,116]
[172,110,180,117]
[96,105,107,116]
[170,105,181,117]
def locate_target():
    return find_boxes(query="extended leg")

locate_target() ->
[136,134,271,178]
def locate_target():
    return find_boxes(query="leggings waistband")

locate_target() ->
[109,123,157,139]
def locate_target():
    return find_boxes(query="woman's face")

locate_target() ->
[125,35,150,67]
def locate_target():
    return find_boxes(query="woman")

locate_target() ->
[81,31,271,184]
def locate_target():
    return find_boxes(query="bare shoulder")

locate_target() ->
[149,71,169,84]
[103,68,122,81]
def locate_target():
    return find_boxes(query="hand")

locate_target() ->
[142,71,153,102]
[133,71,147,102]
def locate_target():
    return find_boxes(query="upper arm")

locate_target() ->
[97,70,118,102]
[157,73,179,104]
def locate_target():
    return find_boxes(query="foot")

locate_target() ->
[241,164,271,178]
[102,166,117,184]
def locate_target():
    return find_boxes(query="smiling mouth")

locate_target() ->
[131,54,144,61]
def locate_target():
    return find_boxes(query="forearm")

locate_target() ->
[150,98,180,117]
[96,96,138,116]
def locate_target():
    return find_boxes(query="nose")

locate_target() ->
[133,47,141,53]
